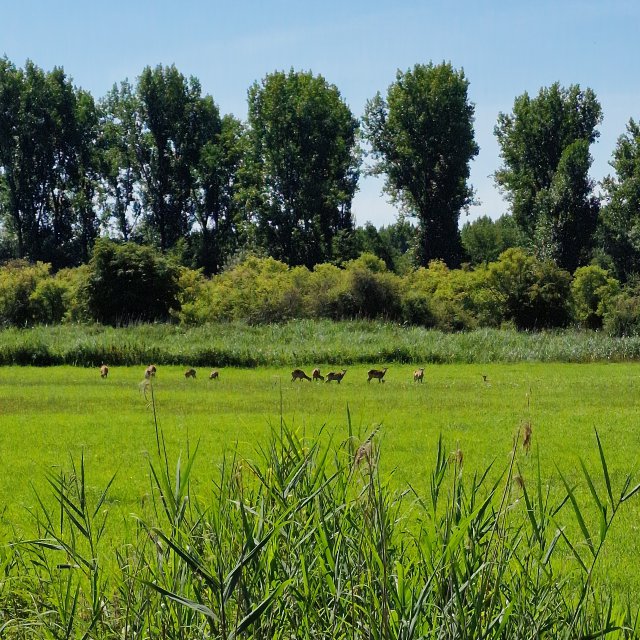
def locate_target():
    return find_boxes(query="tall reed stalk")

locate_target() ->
[1,391,639,638]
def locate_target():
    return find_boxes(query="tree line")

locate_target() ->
[1,57,640,282]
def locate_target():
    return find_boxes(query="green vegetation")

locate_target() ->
[5,248,640,335]
[4,322,640,367]
[1,363,640,637]
[3,55,640,288]
[363,62,478,266]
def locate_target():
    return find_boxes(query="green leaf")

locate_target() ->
[230,579,292,639]
[144,580,218,622]
[556,466,594,557]
[595,429,615,510]
[223,527,275,603]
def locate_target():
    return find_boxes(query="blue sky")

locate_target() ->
[2,1,639,227]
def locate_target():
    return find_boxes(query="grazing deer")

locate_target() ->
[291,368,312,382]
[413,368,424,383]
[312,368,324,381]
[100,364,109,379]
[144,365,157,379]
[185,368,196,379]
[209,370,219,380]
[367,367,388,383]
[325,369,347,384]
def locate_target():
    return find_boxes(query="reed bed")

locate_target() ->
[1,393,639,638]
[2,321,640,367]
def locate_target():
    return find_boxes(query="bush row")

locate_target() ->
[1,240,638,335]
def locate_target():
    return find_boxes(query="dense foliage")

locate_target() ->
[1,417,638,638]
[2,247,638,336]
[363,62,478,267]
[494,83,602,272]
[599,119,640,280]
[2,56,639,285]
[245,69,359,267]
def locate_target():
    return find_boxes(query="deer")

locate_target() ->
[312,368,324,381]
[209,370,219,380]
[291,368,312,382]
[413,368,424,383]
[325,369,347,384]
[100,364,109,379]
[367,367,388,383]
[184,368,196,379]
[144,365,157,379]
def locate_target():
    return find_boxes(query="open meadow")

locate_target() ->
[2,360,640,600]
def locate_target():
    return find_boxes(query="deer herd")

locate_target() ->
[102,363,426,384]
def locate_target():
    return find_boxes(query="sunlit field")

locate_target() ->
[1,362,640,595]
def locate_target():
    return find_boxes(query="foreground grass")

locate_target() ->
[1,362,640,598]
[3,321,640,366]
[1,370,639,638]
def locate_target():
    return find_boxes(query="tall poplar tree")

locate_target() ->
[0,58,99,266]
[363,62,478,267]
[599,118,640,280]
[494,83,602,272]
[245,69,360,267]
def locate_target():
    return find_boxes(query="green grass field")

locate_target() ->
[2,361,640,598]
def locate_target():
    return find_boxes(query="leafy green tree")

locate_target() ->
[0,58,100,267]
[494,83,602,272]
[486,248,571,329]
[98,80,142,242]
[363,62,478,267]
[571,265,619,329]
[101,69,244,272]
[135,64,217,251]
[244,69,360,267]
[190,114,246,274]
[340,220,416,272]
[461,214,523,265]
[598,119,640,280]
[84,239,180,325]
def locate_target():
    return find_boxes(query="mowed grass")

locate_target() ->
[1,362,640,595]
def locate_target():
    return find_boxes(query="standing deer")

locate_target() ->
[367,367,388,383]
[291,368,312,382]
[325,369,347,384]
[100,364,109,379]
[209,370,219,380]
[312,368,324,381]
[185,368,196,379]
[144,365,157,379]
[413,368,424,383]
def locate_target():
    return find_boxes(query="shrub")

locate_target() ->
[29,278,69,324]
[401,291,437,326]
[603,285,640,337]
[571,265,620,329]
[0,260,52,326]
[84,239,181,325]
[486,248,571,329]
[343,254,402,320]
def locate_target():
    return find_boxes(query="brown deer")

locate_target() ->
[209,370,219,380]
[291,368,312,382]
[367,367,388,383]
[413,368,424,383]
[325,369,347,384]
[100,364,109,379]
[184,368,196,379]
[312,368,324,381]
[144,365,157,379]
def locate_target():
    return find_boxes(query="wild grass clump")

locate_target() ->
[4,321,640,367]
[1,396,639,638]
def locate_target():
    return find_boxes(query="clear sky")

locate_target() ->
[2,0,639,227]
